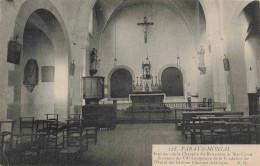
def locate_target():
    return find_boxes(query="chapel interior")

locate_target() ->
[0,0,260,165]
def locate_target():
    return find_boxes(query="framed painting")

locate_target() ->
[7,41,21,64]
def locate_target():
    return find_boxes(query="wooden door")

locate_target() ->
[248,93,259,115]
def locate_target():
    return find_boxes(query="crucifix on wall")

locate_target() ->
[137,17,154,43]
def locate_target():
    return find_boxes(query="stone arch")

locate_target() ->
[161,67,184,96]
[231,0,256,22]
[158,64,187,98]
[199,0,218,35]
[225,0,258,114]
[107,65,135,100]
[224,0,256,39]
[11,0,71,120]
[158,64,186,84]
[14,0,70,49]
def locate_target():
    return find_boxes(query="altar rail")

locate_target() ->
[100,102,223,122]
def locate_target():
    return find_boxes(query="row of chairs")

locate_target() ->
[16,115,64,163]
[1,114,98,164]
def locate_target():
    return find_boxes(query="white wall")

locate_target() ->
[21,28,55,119]
[99,4,212,102]
[0,0,93,120]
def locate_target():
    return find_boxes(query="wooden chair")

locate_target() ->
[59,119,83,162]
[32,114,64,161]
[14,117,40,163]
[45,114,59,131]
[44,114,65,159]
[83,126,98,145]
[0,120,14,165]
[19,117,35,141]
[14,133,42,164]
[71,113,98,145]
[19,117,35,143]
[68,114,81,120]
[67,114,90,151]
[0,120,14,152]
[40,128,64,161]
[36,120,48,133]
[46,114,59,121]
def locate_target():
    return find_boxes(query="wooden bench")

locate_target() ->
[189,114,258,144]
[181,111,244,139]
[174,107,226,127]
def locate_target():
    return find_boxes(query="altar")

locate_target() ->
[129,92,165,105]
[125,92,171,121]
[123,56,171,122]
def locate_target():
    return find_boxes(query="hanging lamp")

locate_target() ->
[114,15,117,66]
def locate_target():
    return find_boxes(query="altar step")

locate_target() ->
[117,119,175,124]
[116,109,176,123]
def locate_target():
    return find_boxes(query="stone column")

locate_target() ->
[70,34,90,113]
[206,4,231,111]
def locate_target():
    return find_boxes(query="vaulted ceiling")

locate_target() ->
[94,0,206,49]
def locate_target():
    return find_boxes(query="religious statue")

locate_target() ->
[69,60,75,76]
[144,66,150,76]
[89,48,98,76]
[198,46,205,67]
[141,57,153,92]
[198,46,207,74]
[142,57,151,79]
[223,54,230,71]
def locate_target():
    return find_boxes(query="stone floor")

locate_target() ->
[7,123,187,166]
[78,123,186,166]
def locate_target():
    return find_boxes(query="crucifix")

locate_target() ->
[137,17,154,43]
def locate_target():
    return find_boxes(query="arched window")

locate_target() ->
[161,67,184,96]
[110,68,132,98]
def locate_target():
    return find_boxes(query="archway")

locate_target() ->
[9,0,71,120]
[110,68,133,99]
[242,1,259,115]
[107,65,135,100]
[161,67,184,97]
[226,0,259,114]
